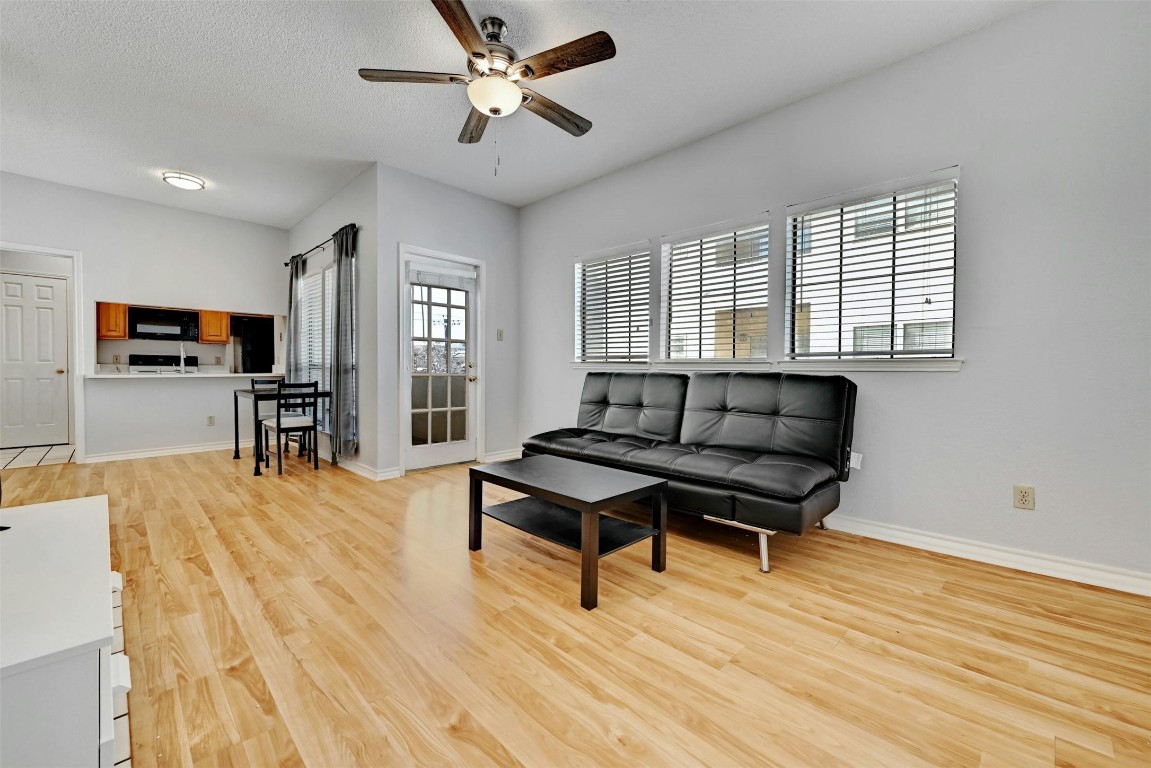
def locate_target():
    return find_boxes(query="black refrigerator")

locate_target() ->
[231,315,275,373]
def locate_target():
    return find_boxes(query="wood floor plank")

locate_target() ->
[2,452,1148,767]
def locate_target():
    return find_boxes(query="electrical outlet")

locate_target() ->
[214,356,222,365]
[849,451,863,470]
[112,354,121,364]
[1013,484,1035,510]
[207,416,215,427]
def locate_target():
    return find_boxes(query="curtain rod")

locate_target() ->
[283,224,358,266]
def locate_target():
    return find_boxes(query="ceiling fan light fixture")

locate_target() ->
[161,171,205,191]
[467,74,521,117]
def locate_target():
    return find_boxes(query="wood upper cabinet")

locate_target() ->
[199,310,230,344]
[96,302,129,340]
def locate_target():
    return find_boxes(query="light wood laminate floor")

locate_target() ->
[3,452,1149,767]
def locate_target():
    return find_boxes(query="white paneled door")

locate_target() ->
[1,273,70,447]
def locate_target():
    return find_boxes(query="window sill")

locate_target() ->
[654,359,776,371]
[777,358,964,373]
[569,359,964,373]
[570,361,650,370]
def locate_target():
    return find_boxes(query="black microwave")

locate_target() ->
[128,307,200,341]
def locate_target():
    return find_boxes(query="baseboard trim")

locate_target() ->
[80,441,235,463]
[827,515,1151,596]
[482,449,521,463]
[336,460,401,482]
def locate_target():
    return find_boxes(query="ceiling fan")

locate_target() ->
[359,0,616,143]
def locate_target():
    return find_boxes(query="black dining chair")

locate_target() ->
[261,381,320,474]
[252,377,304,459]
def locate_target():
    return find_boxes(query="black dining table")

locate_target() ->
[233,387,334,476]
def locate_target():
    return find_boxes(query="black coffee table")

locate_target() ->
[469,455,667,610]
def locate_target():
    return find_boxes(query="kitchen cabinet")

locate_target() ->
[199,310,230,344]
[95,302,128,340]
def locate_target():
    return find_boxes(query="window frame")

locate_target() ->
[783,168,960,370]
[657,213,771,365]
[572,242,653,364]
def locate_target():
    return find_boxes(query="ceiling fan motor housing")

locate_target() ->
[479,17,508,43]
[477,17,518,75]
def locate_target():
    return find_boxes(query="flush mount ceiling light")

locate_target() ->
[161,171,205,191]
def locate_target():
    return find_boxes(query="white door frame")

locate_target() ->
[0,241,85,458]
[397,243,485,475]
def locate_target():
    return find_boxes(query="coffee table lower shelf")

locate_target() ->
[483,497,658,557]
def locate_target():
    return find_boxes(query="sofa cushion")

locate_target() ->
[576,372,689,442]
[523,430,836,500]
[623,444,836,499]
[522,428,660,462]
[680,372,856,479]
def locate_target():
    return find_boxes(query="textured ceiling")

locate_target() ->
[0,1,1038,228]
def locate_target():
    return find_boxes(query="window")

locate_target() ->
[904,320,953,351]
[852,324,893,352]
[299,263,334,430]
[662,221,769,360]
[787,179,956,359]
[574,250,650,362]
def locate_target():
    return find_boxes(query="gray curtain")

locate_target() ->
[284,254,305,382]
[330,224,358,458]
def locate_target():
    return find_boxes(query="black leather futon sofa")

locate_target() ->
[522,371,858,571]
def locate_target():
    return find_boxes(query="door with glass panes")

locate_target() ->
[406,284,476,468]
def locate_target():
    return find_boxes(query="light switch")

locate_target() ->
[496,329,504,341]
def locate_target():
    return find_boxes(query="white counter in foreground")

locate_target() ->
[1,494,117,768]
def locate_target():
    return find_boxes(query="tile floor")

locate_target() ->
[1,444,76,468]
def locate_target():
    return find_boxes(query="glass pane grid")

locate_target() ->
[411,282,469,446]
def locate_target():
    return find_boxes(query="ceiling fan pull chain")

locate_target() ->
[494,118,500,177]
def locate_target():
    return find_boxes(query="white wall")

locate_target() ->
[375,164,520,472]
[286,163,520,477]
[517,3,1151,573]
[287,165,380,471]
[0,172,287,456]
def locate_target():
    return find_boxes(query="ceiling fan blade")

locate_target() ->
[458,108,490,144]
[359,69,469,85]
[512,31,615,81]
[430,0,490,65]
[520,88,592,137]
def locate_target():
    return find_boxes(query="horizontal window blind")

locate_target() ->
[662,222,769,360]
[299,268,334,431]
[787,180,956,359]
[575,251,650,362]
[300,272,324,382]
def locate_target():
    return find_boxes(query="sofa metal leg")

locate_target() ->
[757,532,774,573]
[816,520,827,530]
[704,516,778,572]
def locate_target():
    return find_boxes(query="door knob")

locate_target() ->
[467,375,477,383]
[56,369,66,374]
